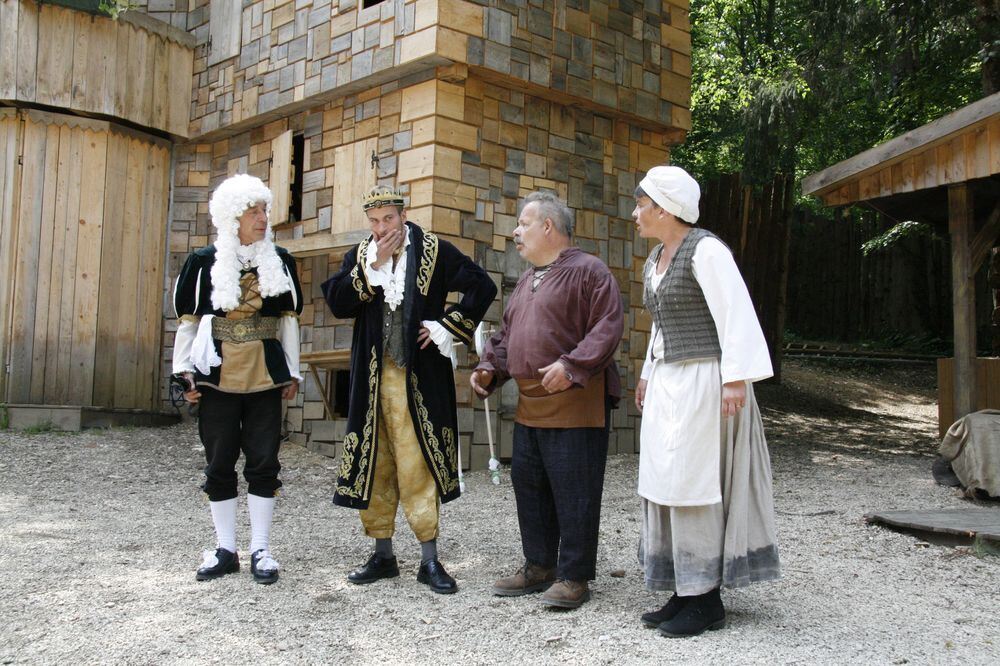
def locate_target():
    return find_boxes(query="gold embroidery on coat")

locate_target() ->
[409,372,458,493]
[448,311,474,332]
[352,238,374,302]
[417,232,438,296]
[351,265,371,303]
[336,346,379,499]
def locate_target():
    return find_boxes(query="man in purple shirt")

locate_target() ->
[471,191,624,609]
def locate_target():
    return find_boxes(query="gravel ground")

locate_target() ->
[2,359,998,665]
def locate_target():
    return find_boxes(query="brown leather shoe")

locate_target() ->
[492,563,556,597]
[540,579,591,609]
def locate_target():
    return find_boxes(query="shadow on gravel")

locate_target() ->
[755,360,939,460]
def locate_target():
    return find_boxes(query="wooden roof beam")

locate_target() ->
[802,92,1000,199]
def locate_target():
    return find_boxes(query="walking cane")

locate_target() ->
[474,322,502,485]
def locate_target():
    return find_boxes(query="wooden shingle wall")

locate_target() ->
[183,0,691,141]
[0,0,195,138]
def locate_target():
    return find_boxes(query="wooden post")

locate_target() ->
[948,184,976,421]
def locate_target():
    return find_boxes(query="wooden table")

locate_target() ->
[300,349,351,420]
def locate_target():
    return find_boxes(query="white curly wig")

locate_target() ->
[208,174,291,312]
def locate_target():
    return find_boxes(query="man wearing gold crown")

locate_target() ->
[322,185,497,594]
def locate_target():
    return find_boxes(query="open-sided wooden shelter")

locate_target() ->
[802,92,1000,436]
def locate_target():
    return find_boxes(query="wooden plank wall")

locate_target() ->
[937,357,1000,438]
[821,115,1000,207]
[0,109,21,402]
[0,0,193,138]
[699,174,794,382]
[1,110,170,409]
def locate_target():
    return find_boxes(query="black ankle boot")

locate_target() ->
[641,593,689,628]
[658,588,726,638]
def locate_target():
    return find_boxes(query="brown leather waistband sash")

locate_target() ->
[515,372,606,428]
[212,315,280,343]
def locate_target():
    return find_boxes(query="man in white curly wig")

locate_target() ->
[172,173,303,585]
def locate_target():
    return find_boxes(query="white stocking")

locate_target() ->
[209,498,237,553]
[247,494,275,553]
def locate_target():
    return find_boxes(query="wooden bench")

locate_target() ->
[300,349,351,420]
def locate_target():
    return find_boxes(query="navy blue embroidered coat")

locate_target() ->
[322,222,497,509]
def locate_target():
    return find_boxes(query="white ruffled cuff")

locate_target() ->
[279,315,303,381]
[192,315,222,375]
[364,238,404,311]
[422,320,457,369]
[172,319,198,375]
[364,238,392,287]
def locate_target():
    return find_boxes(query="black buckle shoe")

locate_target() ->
[641,594,689,628]
[196,548,240,581]
[417,559,457,594]
[250,549,280,585]
[347,553,400,585]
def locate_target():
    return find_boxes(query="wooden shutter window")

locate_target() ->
[332,138,378,235]
[270,129,292,226]
[208,0,241,66]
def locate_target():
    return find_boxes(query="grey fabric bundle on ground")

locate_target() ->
[639,384,781,594]
[939,409,1000,498]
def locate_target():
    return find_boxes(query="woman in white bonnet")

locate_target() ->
[172,173,303,585]
[632,165,780,637]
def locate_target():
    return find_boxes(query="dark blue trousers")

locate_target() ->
[511,416,609,581]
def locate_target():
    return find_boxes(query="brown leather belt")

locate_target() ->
[514,373,606,428]
[212,315,280,343]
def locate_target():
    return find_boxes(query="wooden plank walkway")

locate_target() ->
[866,508,1000,542]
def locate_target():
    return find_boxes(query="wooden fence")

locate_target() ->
[783,208,998,347]
[698,173,795,382]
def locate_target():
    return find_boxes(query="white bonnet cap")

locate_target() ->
[638,166,700,224]
[208,174,274,232]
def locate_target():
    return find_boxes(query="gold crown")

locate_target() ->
[362,185,405,210]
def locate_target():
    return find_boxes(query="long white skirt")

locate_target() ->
[638,381,781,594]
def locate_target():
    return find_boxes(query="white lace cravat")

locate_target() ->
[364,230,410,311]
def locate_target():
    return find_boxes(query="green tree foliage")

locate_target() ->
[672,0,985,188]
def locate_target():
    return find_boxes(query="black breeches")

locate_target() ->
[197,387,283,501]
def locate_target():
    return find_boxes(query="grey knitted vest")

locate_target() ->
[643,227,723,363]
[382,300,407,368]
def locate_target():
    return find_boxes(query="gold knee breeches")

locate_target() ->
[359,359,440,542]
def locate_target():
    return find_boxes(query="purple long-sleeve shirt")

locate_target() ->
[477,247,624,400]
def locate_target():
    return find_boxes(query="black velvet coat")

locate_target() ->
[173,245,303,389]
[322,222,497,509]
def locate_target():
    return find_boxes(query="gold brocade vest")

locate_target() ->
[214,272,280,393]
